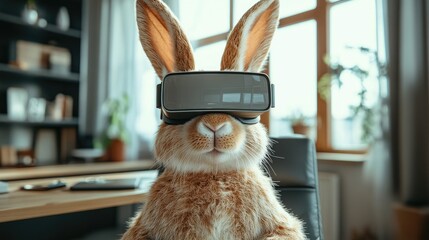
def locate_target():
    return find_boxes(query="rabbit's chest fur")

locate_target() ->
[140,168,279,240]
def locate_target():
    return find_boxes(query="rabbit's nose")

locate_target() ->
[198,122,233,137]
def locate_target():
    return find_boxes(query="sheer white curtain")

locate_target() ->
[362,0,393,239]
[82,0,159,160]
[107,0,160,159]
[370,0,429,238]
[133,42,159,159]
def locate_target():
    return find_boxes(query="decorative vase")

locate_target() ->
[56,7,70,31]
[21,4,38,25]
[108,139,125,162]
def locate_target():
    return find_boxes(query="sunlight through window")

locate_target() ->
[179,0,230,40]
[194,41,227,70]
[269,20,317,137]
[329,0,377,149]
[233,0,316,24]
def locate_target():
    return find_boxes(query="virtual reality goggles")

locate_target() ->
[157,71,275,125]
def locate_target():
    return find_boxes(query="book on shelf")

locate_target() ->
[48,94,73,121]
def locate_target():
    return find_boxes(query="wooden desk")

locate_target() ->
[0,159,158,181]
[0,162,158,223]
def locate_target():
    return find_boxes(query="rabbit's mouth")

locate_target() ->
[206,149,224,157]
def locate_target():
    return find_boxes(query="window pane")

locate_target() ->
[279,0,316,18]
[233,0,316,24]
[179,0,230,40]
[194,41,227,70]
[329,0,377,149]
[269,20,317,138]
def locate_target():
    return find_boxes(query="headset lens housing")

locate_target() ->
[157,71,274,124]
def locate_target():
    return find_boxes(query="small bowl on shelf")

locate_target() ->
[70,149,104,162]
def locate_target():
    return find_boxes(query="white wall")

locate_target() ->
[318,161,377,240]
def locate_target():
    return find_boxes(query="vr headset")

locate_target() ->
[156,71,275,125]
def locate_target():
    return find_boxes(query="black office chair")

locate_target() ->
[268,136,324,240]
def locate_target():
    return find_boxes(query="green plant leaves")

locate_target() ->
[318,47,387,144]
[95,93,130,149]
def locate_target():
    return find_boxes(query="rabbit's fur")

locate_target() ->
[122,0,306,239]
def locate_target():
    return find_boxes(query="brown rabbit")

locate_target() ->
[121,0,306,239]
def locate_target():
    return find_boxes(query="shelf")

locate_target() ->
[0,115,79,127]
[0,12,81,38]
[0,63,79,82]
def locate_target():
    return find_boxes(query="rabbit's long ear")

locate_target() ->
[136,0,195,79]
[221,0,279,72]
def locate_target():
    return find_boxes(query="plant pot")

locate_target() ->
[292,123,311,137]
[394,203,429,240]
[108,139,125,162]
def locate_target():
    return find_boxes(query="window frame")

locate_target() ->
[187,0,368,154]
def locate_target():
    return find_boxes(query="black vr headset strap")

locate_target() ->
[234,116,260,125]
[156,84,161,109]
[161,113,260,125]
[271,84,275,108]
[161,114,188,125]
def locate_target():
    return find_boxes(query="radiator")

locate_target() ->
[318,172,340,240]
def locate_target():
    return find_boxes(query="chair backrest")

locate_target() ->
[268,136,324,240]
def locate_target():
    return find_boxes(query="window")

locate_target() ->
[329,0,378,150]
[194,41,227,70]
[270,20,317,138]
[175,0,380,153]
[178,0,230,40]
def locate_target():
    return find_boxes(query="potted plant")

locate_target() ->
[318,46,387,143]
[95,94,130,162]
[289,111,311,137]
